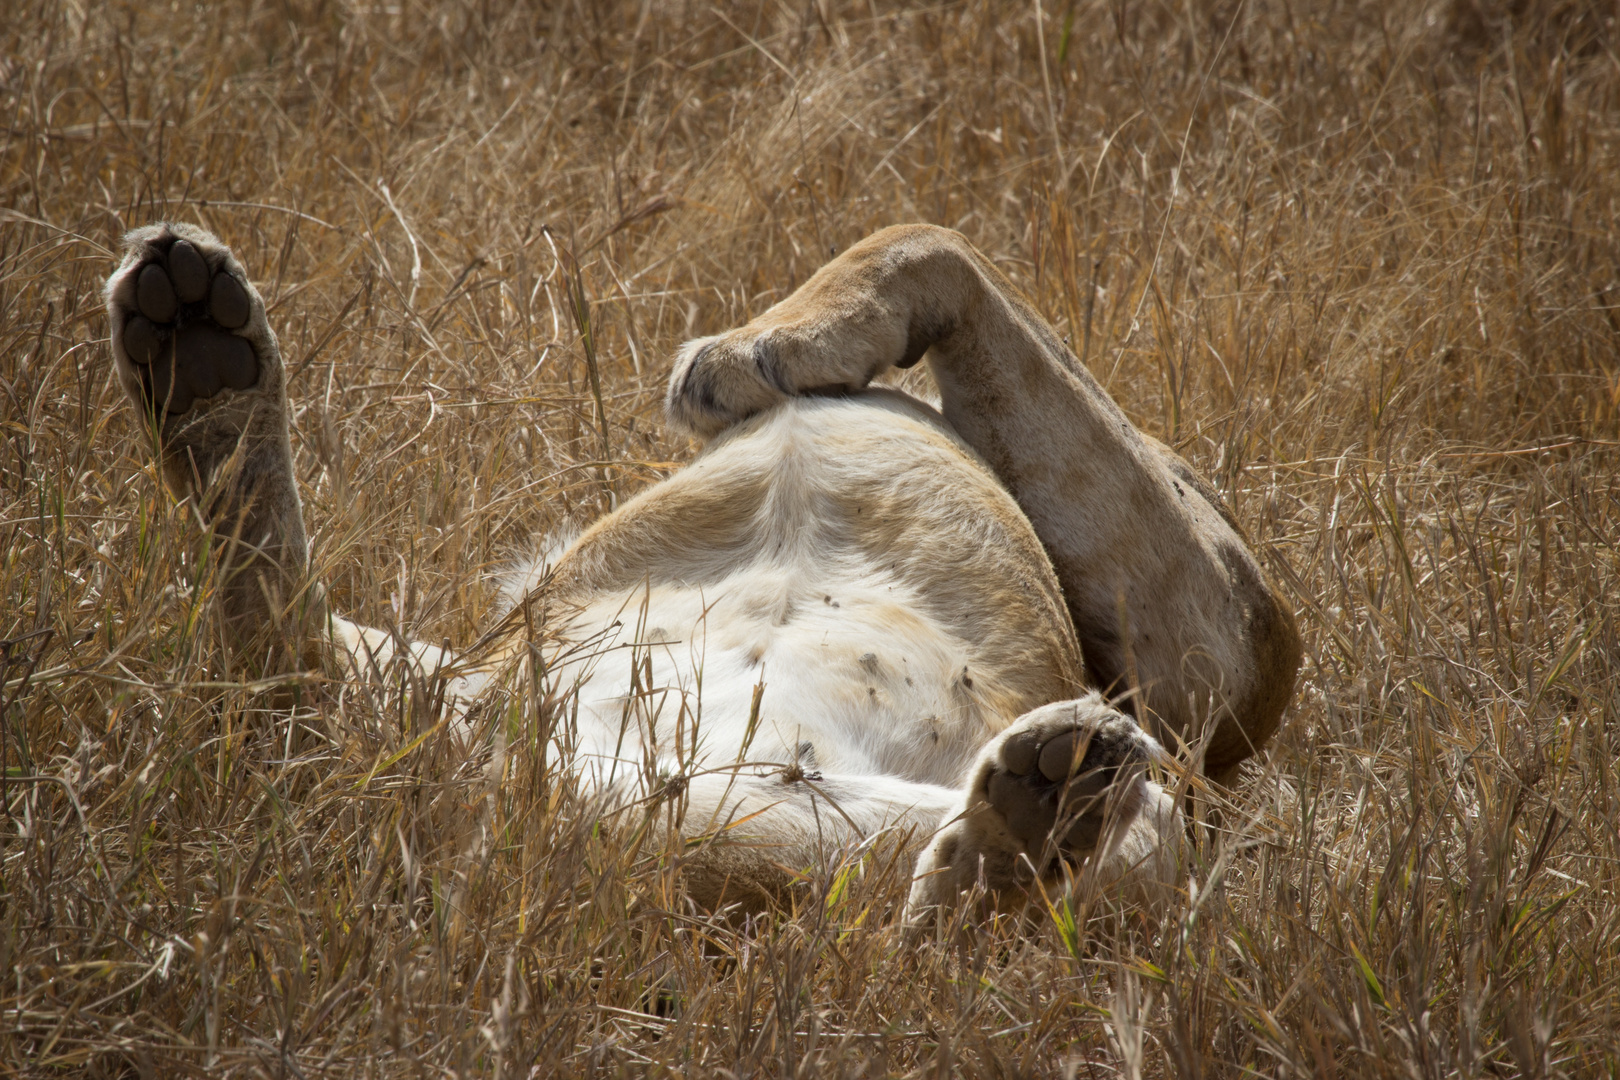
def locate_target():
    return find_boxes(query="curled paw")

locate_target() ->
[664,330,795,439]
[664,307,921,439]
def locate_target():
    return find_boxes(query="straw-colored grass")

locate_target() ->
[3,0,1617,1075]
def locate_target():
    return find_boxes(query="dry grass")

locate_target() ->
[3,0,1619,1075]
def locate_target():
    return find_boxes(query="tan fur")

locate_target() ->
[667,224,1302,783]
[100,223,1301,926]
[104,224,325,676]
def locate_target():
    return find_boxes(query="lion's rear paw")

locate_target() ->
[107,224,278,427]
[985,704,1153,858]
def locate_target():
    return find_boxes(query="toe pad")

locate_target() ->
[136,263,178,323]
[168,240,210,304]
[122,314,164,366]
[209,272,251,329]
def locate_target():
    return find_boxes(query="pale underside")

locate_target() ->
[530,390,1074,793]
[105,221,1220,919]
[337,389,1179,905]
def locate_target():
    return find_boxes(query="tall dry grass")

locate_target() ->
[3,0,1618,1075]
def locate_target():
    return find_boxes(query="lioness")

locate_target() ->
[103,222,1300,922]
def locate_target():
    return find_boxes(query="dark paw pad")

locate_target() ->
[136,263,178,323]
[122,314,164,366]
[119,243,260,416]
[167,240,210,303]
[986,725,1147,857]
[208,272,251,329]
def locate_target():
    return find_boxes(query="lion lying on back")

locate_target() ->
[101,222,1300,922]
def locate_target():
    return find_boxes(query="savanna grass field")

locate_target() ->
[3,0,1619,1075]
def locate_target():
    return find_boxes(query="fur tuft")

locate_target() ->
[494,528,582,612]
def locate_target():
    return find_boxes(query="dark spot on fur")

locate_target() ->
[781,742,822,783]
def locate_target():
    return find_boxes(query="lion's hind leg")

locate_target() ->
[107,224,322,671]
[105,225,461,697]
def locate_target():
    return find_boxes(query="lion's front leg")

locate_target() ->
[667,224,1302,785]
[904,694,1184,929]
[665,225,974,438]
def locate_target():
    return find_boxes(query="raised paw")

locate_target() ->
[665,229,960,438]
[905,693,1182,925]
[106,224,272,425]
[665,315,934,439]
[104,223,297,515]
[663,331,796,439]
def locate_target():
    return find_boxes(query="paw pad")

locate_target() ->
[136,263,178,323]
[168,240,210,303]
[986,718,1148,858]
[118,238,259,416]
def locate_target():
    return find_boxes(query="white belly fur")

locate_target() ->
[557,568,990,791]
[335,391,1179,908]
[531,392,1065,797]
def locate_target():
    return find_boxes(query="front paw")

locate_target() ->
[664,331,793,438]
[905,694,1169,923]
[664,315,911,438]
